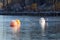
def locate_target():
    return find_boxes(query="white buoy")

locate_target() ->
[39,17,46,36]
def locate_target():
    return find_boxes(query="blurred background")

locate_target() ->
[0,0,60,12]
[0,0,60,40]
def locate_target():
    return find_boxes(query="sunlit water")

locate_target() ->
[0,15,60,40]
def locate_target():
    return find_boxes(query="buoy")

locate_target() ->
[39,17,46,36]
[10,19,21,32]
[10,20,17,27]
[16,19,21,27]
[39,17,45,29]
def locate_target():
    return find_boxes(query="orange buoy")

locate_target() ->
[10,20,17,27]
[10,19,21,32]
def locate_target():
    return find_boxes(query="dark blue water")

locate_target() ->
[0,15,60,40]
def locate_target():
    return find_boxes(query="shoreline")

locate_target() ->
[0,12,60,16]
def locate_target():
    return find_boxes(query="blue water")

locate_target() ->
[0,15,60,40]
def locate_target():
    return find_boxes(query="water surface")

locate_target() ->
[1,15,60,40]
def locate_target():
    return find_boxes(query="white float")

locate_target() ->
[39,17,46,36]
